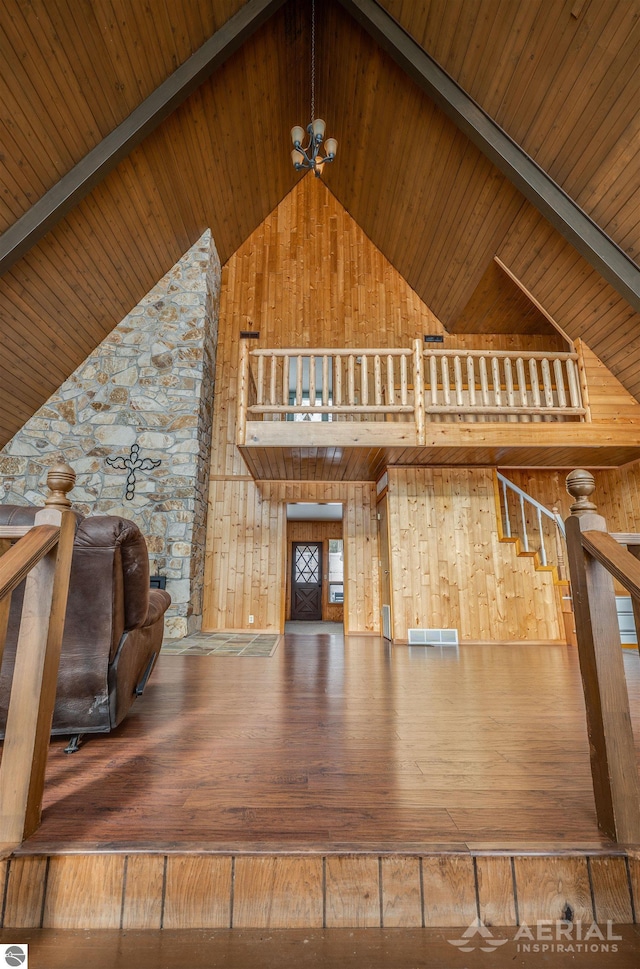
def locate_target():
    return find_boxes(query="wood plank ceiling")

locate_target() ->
[0,0,638,446]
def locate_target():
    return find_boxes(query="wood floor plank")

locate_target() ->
[475,855,517,926]
[325,855,380,927]
[513,856,593,923]
[232,856,323,928]
[163,856,232,929]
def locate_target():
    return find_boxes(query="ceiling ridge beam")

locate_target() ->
[0,0,286,276]
[337,0,640,312]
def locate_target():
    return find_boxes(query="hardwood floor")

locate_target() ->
[13,634,640,853]
[2,927,640,969]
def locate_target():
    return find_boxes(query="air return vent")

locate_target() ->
[408,628,459,646]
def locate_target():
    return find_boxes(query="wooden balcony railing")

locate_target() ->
[564,469,640,843]
[237,340,588,445]
[0,464,76,850]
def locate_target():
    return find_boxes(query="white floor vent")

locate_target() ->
[408,628,459,646]
[382,605,391,640]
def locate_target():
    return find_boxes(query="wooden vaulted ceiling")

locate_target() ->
[0,0,638,446]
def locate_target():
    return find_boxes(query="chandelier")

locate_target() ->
[290,0,337,178]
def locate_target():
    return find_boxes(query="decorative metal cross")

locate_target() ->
[106,443,161,500]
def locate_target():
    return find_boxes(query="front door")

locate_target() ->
[291,542,323,620]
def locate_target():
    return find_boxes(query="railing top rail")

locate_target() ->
[249,346,578,361]
[580,529,640,600]
[497,471,566,536]
[423,349,579,361]
[249,347,413,357]
[0,524,60,602]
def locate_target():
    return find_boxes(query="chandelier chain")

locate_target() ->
[311,0,315,124]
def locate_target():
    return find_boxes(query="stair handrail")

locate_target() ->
[496,472,565,570]
[564,469,640,843]
[0,463,76,851]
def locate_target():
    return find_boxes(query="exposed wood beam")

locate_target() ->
[0,0,286,276]
[337,0,640,312]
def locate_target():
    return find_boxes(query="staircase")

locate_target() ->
[493,471,576,644]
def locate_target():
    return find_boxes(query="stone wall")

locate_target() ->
[0,230,220,639]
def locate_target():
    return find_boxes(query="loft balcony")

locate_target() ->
[237,340,640,480]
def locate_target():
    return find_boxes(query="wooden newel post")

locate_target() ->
[0,462,77,847]
[413,339,426,446]
[564,469,640,843]
[237,339,250,447]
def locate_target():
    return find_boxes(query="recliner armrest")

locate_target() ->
[142,588,171,628]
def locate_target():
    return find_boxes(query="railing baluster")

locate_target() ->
[269,354,277,408]
[466,356,476,411]
[516,357,529,422]
[566,358,582,411]
[309,354,316,408]
[520,493,529,552]
[529,358,542,421]
[453,355,464,409]
[296,354,303,407]
[554,358,567,408]
[491,356,502,409]
[400,354,408,406]
[348,354,355,405]
[387,354,395,406]
[541,357,554,411]
[334,355,342,407]
[479,356,490,420]
[374,354,382,406]
[504,357,516,422]
[537,506,547,566]
[322,354,329,406]
[360,354,368,406]
[502,478,511,538]
[441,356,451,408]
[256,353,265,406]
[429,355,438,409]
[282,354,289,410]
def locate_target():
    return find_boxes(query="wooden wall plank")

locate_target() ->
[42,855,125,929]
[121,855,165,930]
[386,467,562,642]
[589,856,634,923]
[163,855,232,929]
[3,856,47,928]
[232,856,323,928]
[380,855,422,928]
[513,856,593,923]
[421,855,477,927]
[325,855,380,928]
[475,855,517,927]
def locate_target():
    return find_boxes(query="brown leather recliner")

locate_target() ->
[0,506,171,742]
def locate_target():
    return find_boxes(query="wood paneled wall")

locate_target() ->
[203,178,575,635]
[386,468,562,642]
[204,479,379,632]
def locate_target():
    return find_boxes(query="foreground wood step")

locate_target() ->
[1,849,639,930]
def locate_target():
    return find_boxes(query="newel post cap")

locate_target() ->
[566,468,597,517]
[44,462,76,509]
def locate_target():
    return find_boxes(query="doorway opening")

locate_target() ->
[285,502,344,633]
